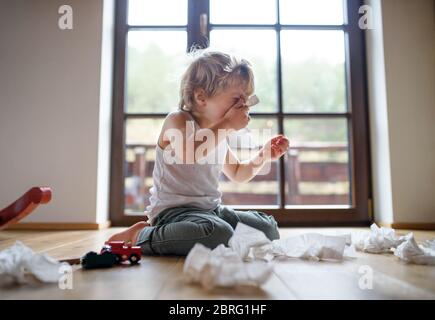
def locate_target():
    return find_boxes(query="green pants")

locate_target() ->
[136,205,280,256]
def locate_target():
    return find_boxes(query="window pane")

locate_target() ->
[222,118,279,206]
[125,118,164,145]
[210,30,277,113]
[284,118,350,205]
[124,118,164,214]
[210,0,276,24]
[128,0,187,25]
[279,0,344,25]
[126,31,187,113]
[281,30,346,113]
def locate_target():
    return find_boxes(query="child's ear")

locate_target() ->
[193,88,207,108]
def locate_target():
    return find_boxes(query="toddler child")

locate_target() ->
[108,50,290,255]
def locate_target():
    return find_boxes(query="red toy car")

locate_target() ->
[101,241,141,264]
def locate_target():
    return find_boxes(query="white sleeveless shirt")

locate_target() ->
[144,112,229,225]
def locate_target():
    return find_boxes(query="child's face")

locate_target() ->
[205,84,249,120]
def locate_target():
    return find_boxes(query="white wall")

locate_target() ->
[96,0,115,224]
[0,0,114,224]
[366,0,435,224]
[365,0,394,224]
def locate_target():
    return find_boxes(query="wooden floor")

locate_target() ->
[0,227,434,300]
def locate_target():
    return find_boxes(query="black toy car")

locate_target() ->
[81,251,117,269]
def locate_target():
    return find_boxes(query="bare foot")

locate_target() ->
[107,221,149,245]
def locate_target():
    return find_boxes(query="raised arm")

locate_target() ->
[159,101,250,163]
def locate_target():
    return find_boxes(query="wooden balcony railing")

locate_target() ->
[124,143,349,212]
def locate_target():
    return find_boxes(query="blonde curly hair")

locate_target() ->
[178,49,255,111]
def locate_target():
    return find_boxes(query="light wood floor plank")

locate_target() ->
[0,227,434,300]
[0,230,94,252]
[155,258,297,300]
[0,256,181,300]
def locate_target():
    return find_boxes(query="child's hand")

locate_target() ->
[261,134,290,161]
[222,98,250,131]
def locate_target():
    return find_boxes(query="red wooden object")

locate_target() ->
[0,187,52,230]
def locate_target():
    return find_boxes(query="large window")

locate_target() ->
[110,0,371,226]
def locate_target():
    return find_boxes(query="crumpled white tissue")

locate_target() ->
[350,223,435,265]
[251,233,349,262]
[394,234,435,265]
[228,223,271,259]
[183,243,273,290]
[231,223,351,262]
[352,223,407,253]
[0,241,66,286]
[183,223,353,289]
[278,233,347,261]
